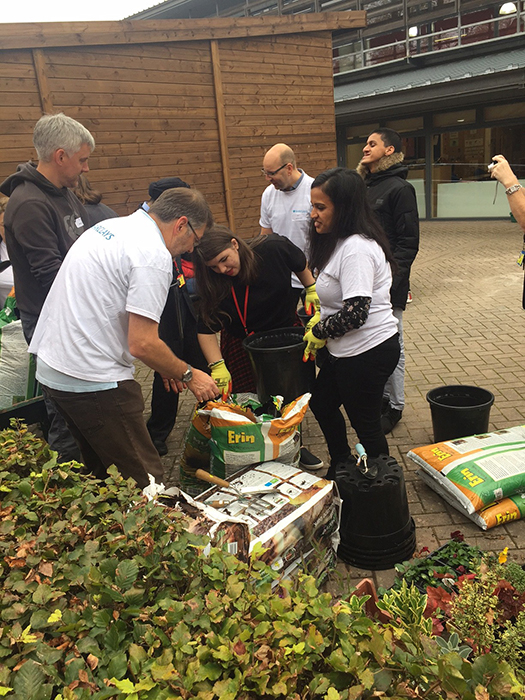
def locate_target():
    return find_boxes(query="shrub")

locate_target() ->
[0,422,523,699]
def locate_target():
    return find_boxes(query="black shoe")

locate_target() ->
[381,407,402,435]
[299,447,324,471]
[326,454,357,481]
[152,439,168,456]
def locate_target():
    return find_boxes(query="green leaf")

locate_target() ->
[19,626,38,644]
[47,609,62,623]
[325,689,340,700]
[115,560,139,591]
[12,660,45,697]
[374,669,393,691]
[92,609,111,628]
[107,651,128,680]
[110,678,136,694]
[18,481,32,498]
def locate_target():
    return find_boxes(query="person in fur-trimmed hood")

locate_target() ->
[357,128,419,434]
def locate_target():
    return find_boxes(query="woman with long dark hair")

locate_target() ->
[304,168,400,475]
[194,224,318,394]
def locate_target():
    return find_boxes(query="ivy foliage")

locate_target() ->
[0,422,523,699]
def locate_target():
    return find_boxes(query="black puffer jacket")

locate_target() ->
[358,153,419,310]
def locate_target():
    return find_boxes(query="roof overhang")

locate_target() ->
[0,12,366,51]
[334,47,525,123]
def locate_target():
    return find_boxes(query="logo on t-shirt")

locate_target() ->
[94,225,114,241]
[292,207,310,221]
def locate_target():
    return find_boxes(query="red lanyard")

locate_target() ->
[231,285,250,336]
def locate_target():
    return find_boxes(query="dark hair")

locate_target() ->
[74,174,102,205]
[372,127,402,153]
[148,176,190,201]
[193,225,261,327]
[308,168,396,274]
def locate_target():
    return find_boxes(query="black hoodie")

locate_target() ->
[0,162,88,328]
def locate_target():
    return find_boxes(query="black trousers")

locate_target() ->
[309,333,400,463]
[146,289,207,444]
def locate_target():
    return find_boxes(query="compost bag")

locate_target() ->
[179,392,310,492]
[409,425,525,528]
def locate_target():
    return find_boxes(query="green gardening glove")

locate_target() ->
[210,359,232,400]
[303,328,326,362]
[304,282,320,315]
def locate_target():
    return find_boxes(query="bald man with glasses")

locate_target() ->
[259,143,314,302]
[259,143,323,473]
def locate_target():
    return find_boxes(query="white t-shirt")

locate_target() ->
[259,170,314,288]
[29,209,172,383]
[316,235,398,358]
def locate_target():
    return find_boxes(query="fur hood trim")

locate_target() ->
[357,151,404,178]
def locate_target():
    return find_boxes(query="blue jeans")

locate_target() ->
[383,307,405,411]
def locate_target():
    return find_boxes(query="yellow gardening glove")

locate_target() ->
[209,359,232,400]
[304,282,320,315]
[303,328,327,362]
[305,310,321,334]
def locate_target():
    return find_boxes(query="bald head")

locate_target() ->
[262,143,301,190]
[265,143,296,168]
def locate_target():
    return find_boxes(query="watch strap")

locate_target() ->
[505,183,523,196]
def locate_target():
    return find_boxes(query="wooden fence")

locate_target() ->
[0,13,365,237]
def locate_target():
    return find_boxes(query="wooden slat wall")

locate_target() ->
[0,50,42,183]
[0,24,339,235]
[218,31,337,237]
[45,41,226,218]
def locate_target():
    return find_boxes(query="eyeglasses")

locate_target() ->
[187,220,200,247]
[261,163,289,177]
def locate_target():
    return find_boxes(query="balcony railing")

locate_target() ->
[333,8,525,75]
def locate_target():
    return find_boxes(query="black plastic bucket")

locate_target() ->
[426,385,495,443]
[335,454,416,570]
[242,327,315,405]
[296,307,314,327]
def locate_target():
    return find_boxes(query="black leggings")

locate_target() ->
[310,333,400,463]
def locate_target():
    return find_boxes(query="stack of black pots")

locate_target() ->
[334,454,416,570]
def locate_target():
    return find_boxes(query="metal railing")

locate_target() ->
[333,8,525,75]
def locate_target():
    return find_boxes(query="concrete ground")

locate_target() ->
[137,219,525,594]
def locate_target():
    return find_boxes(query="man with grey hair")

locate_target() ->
[29,187,218,489]
[0,112,95,461]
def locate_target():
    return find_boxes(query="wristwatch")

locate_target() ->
[505,183,523,196]
[181,364,193,383]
